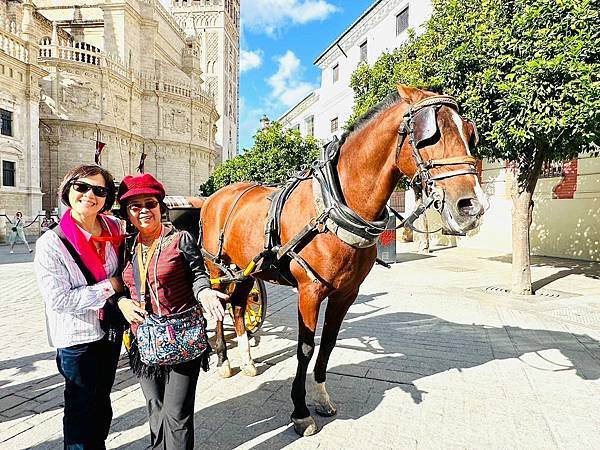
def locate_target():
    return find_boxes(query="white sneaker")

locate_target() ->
[9,250,14,254]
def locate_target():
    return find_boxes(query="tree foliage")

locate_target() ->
[350,0,600,294]
[200,122,320,196]
[350,0,600,171]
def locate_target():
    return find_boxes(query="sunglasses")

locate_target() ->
[127,200,160,213]
[71,180,109,198]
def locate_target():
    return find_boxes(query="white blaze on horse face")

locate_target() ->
[450,110,489,211]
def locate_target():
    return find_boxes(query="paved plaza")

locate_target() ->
[0,242,599,449]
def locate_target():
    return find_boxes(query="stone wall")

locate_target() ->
[0,8,46,242]
[37,55,218,212]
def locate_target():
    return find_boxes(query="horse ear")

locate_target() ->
[396,85,424,104]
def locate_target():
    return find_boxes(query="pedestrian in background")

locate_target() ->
[9,211,33,254]
[40,217,50,234]
[34,164,125,450]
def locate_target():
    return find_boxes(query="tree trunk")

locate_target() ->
[510,150,545,295]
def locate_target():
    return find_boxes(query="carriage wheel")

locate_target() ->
[227,279,267,334]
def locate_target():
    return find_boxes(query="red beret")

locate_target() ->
[117,173,165,203]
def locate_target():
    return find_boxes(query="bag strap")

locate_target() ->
[50,223,96,286]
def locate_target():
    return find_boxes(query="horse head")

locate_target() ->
[395,85,488,235]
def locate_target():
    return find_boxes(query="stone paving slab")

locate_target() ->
[0,243,599,449]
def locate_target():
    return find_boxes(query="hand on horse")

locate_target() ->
[117,297,147,324]
[198,288,227,322]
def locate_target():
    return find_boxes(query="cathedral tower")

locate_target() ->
[170,0,240,162]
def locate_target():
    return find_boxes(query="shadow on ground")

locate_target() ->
[26,290,599,449]
[482,254,600,290]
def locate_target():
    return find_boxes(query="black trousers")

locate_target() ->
[56,335,122,450]
[138,358,202,450]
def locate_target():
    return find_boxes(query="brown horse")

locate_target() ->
[200,85,487,436]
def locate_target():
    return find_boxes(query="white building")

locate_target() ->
[0,0,46,241]
[279,0,432,142]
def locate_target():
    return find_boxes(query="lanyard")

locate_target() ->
[136,236,160,309]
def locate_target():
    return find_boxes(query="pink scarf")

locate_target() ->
[60,209,122,283]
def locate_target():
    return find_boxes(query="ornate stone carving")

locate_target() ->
[62,84,100,112]
[112,95,128,121]
[196,119,209,141]
[162,107,191,134]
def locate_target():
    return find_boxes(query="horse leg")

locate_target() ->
[231,279,257,376]
[312,289,357,417]
[207,264,232,378]
[215,318,232,378]
[290,286,324,437]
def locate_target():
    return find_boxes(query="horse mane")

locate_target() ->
[338,91,402,148]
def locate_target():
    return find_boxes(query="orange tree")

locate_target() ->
[200,122,320,196]
[350,0,600,294]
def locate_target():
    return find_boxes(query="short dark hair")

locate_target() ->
[58,164,116,213]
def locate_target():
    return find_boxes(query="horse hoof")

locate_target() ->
[315,402,337,417]
[241,363,258,377]
[291,416,319,437]
[218,361,232,378]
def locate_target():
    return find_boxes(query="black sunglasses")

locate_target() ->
[70,180,109,198]
[127,200,160,212]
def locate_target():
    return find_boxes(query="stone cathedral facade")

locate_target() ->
[170,0,240,161]
[0,0,238,240]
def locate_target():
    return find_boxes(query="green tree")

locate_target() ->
[200,122,320,196]
[350,0,600,294]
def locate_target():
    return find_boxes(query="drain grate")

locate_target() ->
[440,266,476,272]
[483,286,578,299]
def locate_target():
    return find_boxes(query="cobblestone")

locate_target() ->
[0,243,599,449]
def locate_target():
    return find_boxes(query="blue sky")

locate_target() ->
[239,0,374,150]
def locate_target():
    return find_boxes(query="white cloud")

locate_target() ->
[268,50,316,107]
[242,0,339,35]
[240,49,263,73]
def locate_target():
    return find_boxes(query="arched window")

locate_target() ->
[39,37,52,57]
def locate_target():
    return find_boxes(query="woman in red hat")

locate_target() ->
[115,173,227,450]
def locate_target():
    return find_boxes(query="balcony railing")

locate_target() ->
[38,44,214,104]
[0,21,29,64]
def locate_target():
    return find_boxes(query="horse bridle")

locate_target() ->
[396,95,478,213]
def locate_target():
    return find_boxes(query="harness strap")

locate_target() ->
[216,184,260,261]
[264,173,308,251]
[409,95,459,113]
[427,156,477,167]
[429,168,478,181]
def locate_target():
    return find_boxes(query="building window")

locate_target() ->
[1,109,12,136]
[540,161,565,178]
[359,41,367,63]
[332,63,339,83]
[331,117,338,133]
[396,7,409,36]
[305,115,314,137]
[2,160,16,187]
[292,124,300,132]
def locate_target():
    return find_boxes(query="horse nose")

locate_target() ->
[457,197,483,217]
